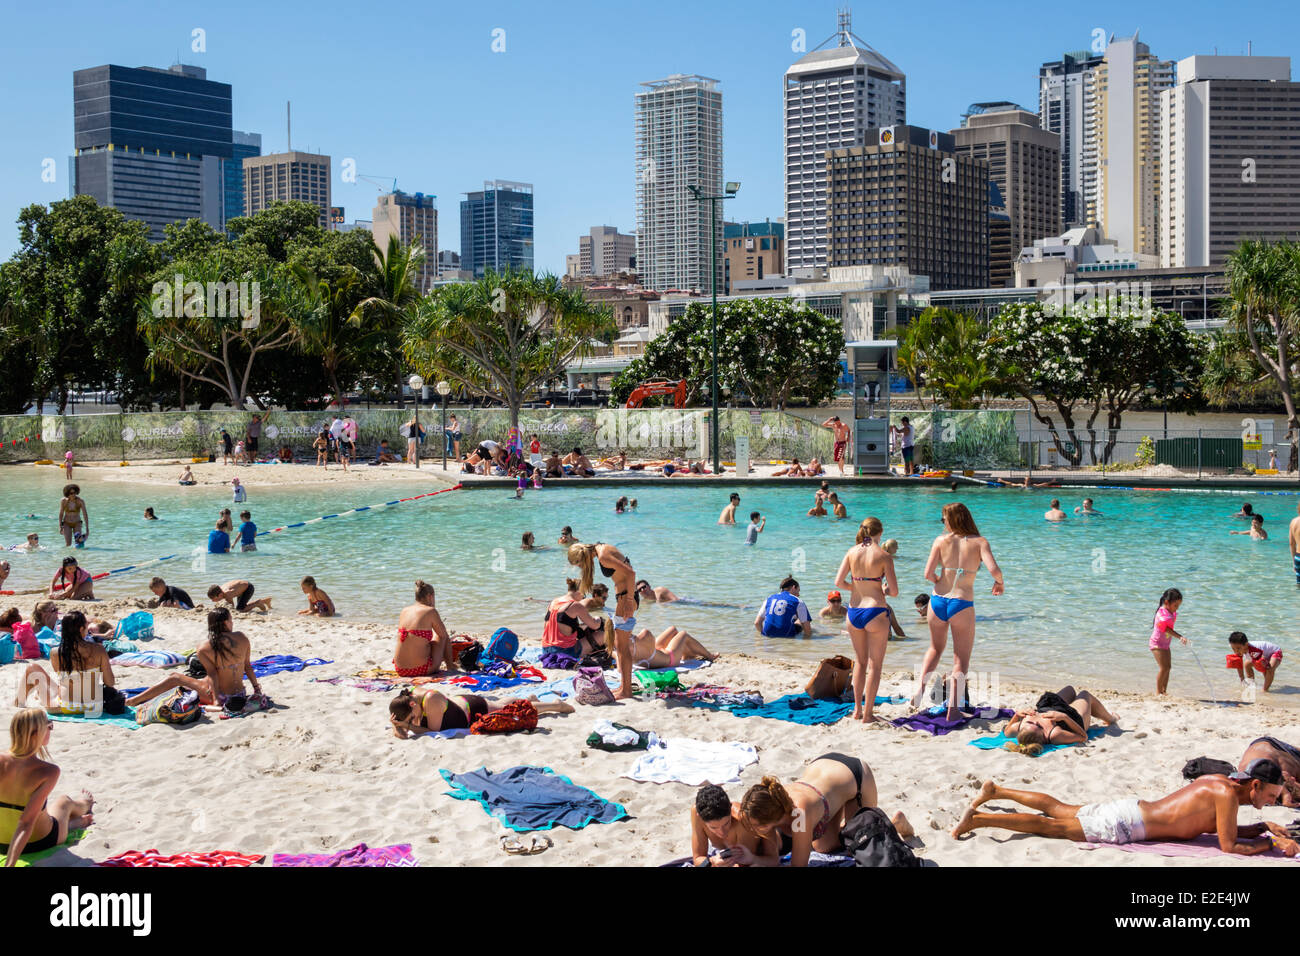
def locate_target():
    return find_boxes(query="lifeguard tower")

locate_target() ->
[846,341,896,474]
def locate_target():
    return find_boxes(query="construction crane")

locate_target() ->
[357,174,398,192]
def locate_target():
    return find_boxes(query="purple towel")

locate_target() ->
[540,650,579,670]
[250,655,334,677]
[272,842,416,867]
[890,707,1013,736]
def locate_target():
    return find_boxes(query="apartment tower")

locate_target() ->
[371,191,439,292]
[1038,50,1104,227]
[242,151,332,229]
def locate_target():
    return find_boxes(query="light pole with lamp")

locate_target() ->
[408,375,424,469]
[687,180,740,476]
[437,380,451,471]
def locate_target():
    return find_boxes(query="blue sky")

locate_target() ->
[0,0,1293,271]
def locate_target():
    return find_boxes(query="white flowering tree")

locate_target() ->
[986,298,1202,465]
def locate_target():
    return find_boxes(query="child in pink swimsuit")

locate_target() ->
[1149,587,1188,695]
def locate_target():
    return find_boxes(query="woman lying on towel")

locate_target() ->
[691,783,777,867]
[388,688,574,739]
[1003,685,1120,755]
[628,625,718,669]
[1,708,95,866]
[736,754,912,867]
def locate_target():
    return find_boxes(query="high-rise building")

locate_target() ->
[72,63,232,240]
[1160,55,1300,268]
[576,226,637,277]
[723,220,784,293]
[635,74,724,292]
[371,191,438,292]
[460,180,534,278]
[242,151,332,229]
[223,131,261,227]
[952,107,1061,287]
[987,182,1013,288]
[827,126,988,291]
[1039,50,1104,227]
[1092,33,1174,256]
[784,11,906,276]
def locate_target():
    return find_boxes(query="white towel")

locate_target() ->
[624,737,758,785]
[592,719,639,747]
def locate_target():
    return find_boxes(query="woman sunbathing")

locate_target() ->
[1,708,95,866]
[628,625,717,669]
[17,611,120,714]
[772,459,805,477]
[1004,685,1119,755]
[393,580,455,677]
[388,688,573,739]
[736,755,911,867]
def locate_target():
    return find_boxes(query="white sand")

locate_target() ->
[10,601,1297,867]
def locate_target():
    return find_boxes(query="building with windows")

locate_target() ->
[784,11,906,276]
[371,190,438,292]
[72,63,232,239]
[1039,50,1104,227]
[575,225,637,278]
[1159,55,1300,267]
[223,130,261,227]
[242,151,332,229]
[635,74,724,293]
[827,125,988,291]
[723,220,784,293]
[460,180,534,277]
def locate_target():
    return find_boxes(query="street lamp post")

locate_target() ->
[437,380,451,471]
[408,375,424,469]
[688,181,740,475]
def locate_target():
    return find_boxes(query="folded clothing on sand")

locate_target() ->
[624,737,758,785]
[97,849,264,867]
[969,726,1107,754]
[273,842,416,867]
[588,720,657,752]
[441,765,628,832]
[657,684,764,710]
[250,655,333,677]
[891,707,1014,737]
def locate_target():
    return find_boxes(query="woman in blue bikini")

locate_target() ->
[833,516,899,724]
[916,502,1005,721]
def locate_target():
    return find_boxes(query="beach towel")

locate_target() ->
[540,650,579,670]
[415,727,472,740]
[110,650,185,668]
[10,828,86,867]
[438,669,544,693]
[664,849,853,868]
[624,738,758,785]
[311,676,400,693]
[587,721,657,752]
[273,842,416,867]
[97,849,264,867]
[890,707,1014,737]
[250,655,333,677]
[441,765,629,832]
[216,693,275,719]
[969,726,1107,755]
[104,638,139,655]
[533,676,577,701]
[730,693,854,726]
[1078,834,1299,860]
[49,710,141,731]
[657,684,764,710]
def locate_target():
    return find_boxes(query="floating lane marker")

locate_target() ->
[254,484,462,539]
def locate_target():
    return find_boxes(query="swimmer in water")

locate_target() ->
[143,508,158,521]
[807,499,827,517]
[558,526,578,545]
[1074,498,1103,516]
[1044,498,1067,522]
[635,580,678,603]
[1230,515,1268,540]
[615,496,629,514]
[521,532,549,551]
[828,493,847,519]
[718,493,741,525]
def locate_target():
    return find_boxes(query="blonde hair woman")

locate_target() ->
[568,542,636,699]
[0,708,94,866]
[833,516,899,724]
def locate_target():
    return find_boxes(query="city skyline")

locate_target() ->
[0,0,1295,271]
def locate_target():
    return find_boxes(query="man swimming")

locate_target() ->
[951,760,1298,856]
[1074,498,1103,515]
[1044,498,1067,522]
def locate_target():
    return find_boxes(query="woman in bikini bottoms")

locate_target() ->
[833,516,899,724]
[17,611,116,713]
[916,502,1004,721]
[393,580,455,678]
[735,754,910,867]
[1,708,95,866]
[628,625,717,669]
[1004,686,1120,755]
[57,485,88,548]
[387,687,573,739]
[569,543,637,700]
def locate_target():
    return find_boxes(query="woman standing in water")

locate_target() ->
[915,502,1004,721]
[833,516,899,724]
[568,542,637,700]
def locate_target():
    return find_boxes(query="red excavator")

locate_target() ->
[624,379,688,409]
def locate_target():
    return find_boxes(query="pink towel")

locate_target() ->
[1080,834,1297,859]
[98,849,264,867]
[272,842,416,867]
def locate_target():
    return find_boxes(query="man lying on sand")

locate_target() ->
[952,759,1298,856]
[1240,737,1300,806]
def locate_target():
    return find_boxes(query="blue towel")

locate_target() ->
[250,655,333,677]
[969,726,1107,755]
[111,650,185,668]
[441,765,628,832]
[730,693,854,726]
[50,711,140,731]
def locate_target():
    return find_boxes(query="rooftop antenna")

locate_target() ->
[838,8,851,47]
[1248,40,1252,55]
[287,101,291,152]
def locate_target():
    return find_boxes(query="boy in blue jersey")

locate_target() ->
[754,577,812,638]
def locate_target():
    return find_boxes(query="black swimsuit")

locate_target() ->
[0,798,59,855]
[437,695,488,731]
[601,555,641,608]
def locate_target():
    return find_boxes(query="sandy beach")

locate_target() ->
[8,600,1297,868]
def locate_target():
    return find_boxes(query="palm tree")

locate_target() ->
[1224,239,1300,472]
[350,234,427,401]
[292,266,377,407]
[402,269,616,432]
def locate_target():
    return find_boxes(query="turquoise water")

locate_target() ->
[1,469,1296,698]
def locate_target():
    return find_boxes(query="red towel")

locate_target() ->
[97,849,264,867]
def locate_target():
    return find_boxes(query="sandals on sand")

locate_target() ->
[500,834,552,856]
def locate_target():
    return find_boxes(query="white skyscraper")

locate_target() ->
[635,74,723,293]
[784,10,905,276]
[1039,50,1103,227]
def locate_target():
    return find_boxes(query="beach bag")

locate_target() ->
[136,688,202,726]
[10,621,39,659]
[36,626,58,659]
[484,627,519,663]
[840,806,920,868]
[470,699,537,735]
[1182,756,1236,780]
[806,655,854,700]
[458,640,484,671]
[115,611,154,642]
[0,637,14,665]
[187,654,207,679]
[574,666,616,706]
[100,684,128,716]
